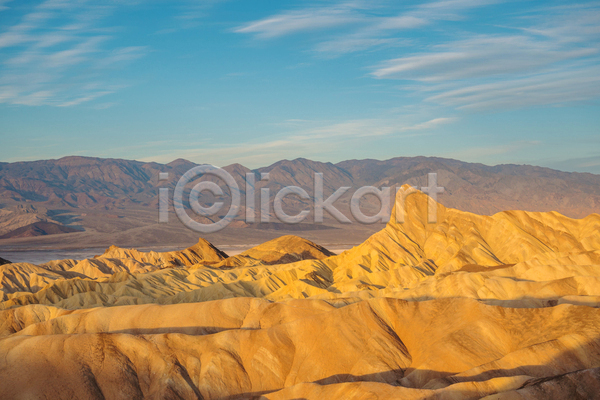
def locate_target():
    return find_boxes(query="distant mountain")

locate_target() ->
[257,158,354,192]
[336,156,600,216]
[0,155,599,244]
[0,156,201,208]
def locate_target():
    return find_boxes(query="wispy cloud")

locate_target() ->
[517,3,600,43]
[57,90,115,107]
[97,46,148,67]
[234,3,364,39]
[371,36,597,81]
[156,0,228,33]
[315,37,402,54]
[291,117,457,140]
[425,66,600,110]
[236,0,600,111]
[370,2,600,109]
[142,116,457,166]
[0,0,148,107]
[0,0,12,12]
[236,0,501,54]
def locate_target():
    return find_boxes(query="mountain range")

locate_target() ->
[1,155,599,249]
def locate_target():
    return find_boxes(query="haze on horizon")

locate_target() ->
[0,0,599,173]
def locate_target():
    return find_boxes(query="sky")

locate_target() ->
[0,0,599,172]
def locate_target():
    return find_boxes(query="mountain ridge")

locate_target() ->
[1,155,599,247]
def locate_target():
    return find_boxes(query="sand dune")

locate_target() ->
[1,189,599,398]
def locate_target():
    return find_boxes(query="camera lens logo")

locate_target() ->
[173,165,240,233]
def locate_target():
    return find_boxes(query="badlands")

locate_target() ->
[1,188,600,399]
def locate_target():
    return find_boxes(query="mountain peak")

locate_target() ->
[56,156,103,166]
[166,158,196,168]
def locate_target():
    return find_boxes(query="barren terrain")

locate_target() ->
[1,189,599,399]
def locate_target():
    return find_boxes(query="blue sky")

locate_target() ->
[0,0,599,172]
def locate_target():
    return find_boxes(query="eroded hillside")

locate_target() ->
[1,189,599,399]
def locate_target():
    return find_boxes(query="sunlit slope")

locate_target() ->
[1,188,599,309]
[212,235,334,269]
[0,262,91,299]
[0,258,334,309]
[2,297,600,399]
[327,185,600,281]
[0,236,337,309]
[98,237,228,267]
[4,251,598,310]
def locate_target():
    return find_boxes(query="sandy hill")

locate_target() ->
[0,189,600,398]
